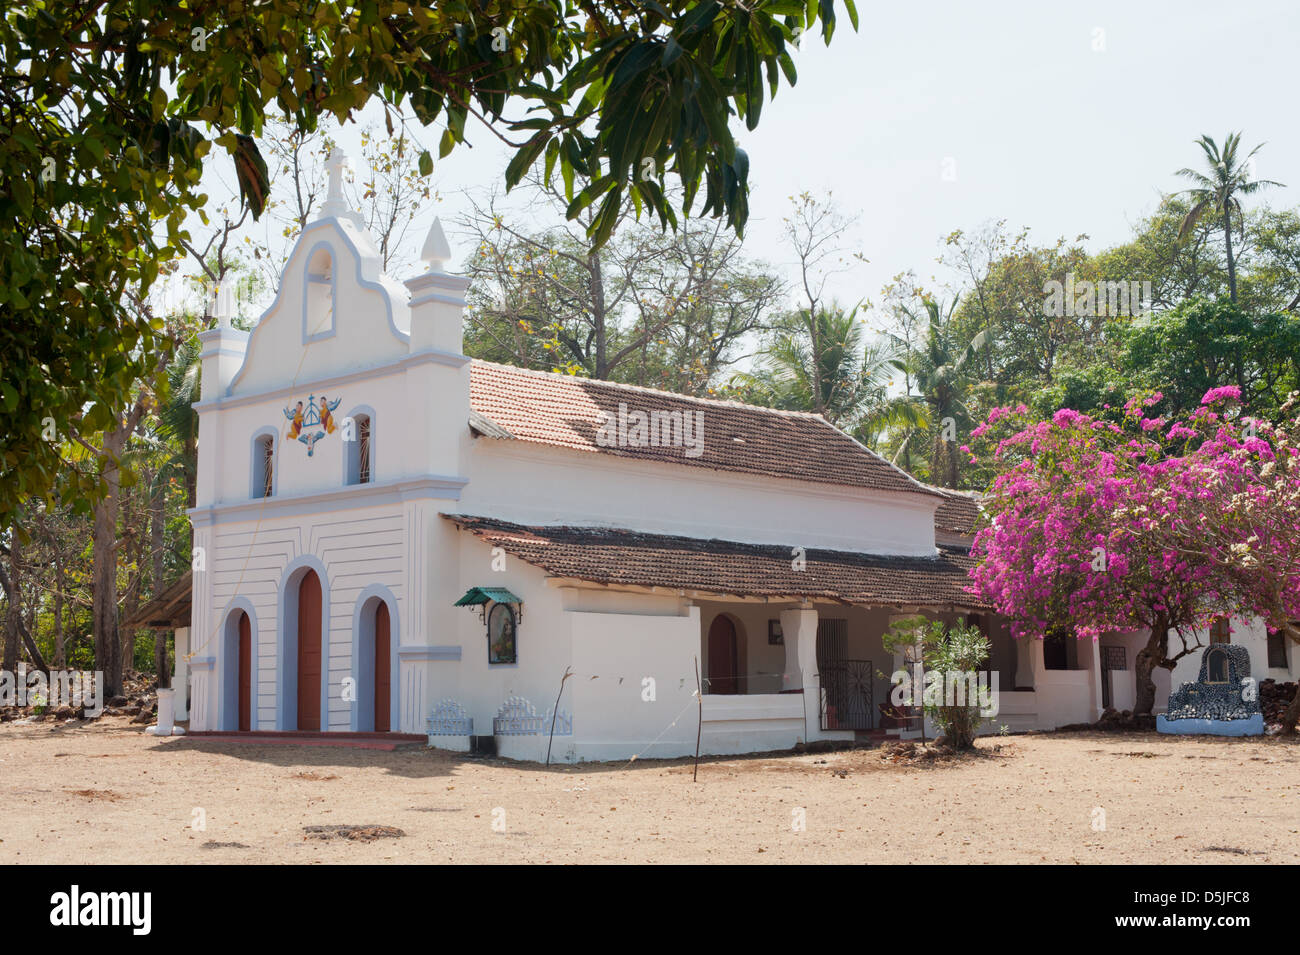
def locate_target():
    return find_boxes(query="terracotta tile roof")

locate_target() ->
[467,361,942,498]
[445,514,988,610]
[123,571,193,629]
[932,490,981,537]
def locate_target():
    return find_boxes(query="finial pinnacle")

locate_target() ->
[320,146,350,218]
[420,216,452,271]
[212,273,236,328]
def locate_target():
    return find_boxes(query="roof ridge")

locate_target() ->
[470,359,946,500]
[470,358,834,423]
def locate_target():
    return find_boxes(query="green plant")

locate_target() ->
[883,615,992,749]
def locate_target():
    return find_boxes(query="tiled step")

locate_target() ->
[182,730,425,751]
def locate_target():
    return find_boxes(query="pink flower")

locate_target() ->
[1201,385,1242,406]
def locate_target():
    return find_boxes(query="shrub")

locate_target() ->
[883,616,993,749]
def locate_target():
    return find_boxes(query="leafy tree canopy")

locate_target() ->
[0,0,857,529]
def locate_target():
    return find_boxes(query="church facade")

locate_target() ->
[181,153,1293,761]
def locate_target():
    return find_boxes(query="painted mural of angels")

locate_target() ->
[284,400,305,440]
[283,395,342,457]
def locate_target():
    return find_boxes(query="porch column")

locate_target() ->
[1014,635,1034,689]
[1029,637,1047,685]
[1085,637,1103,721]
[780,606,819,740]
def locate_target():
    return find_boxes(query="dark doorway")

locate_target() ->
[296,570,322,730]
[237,611,252,732]
[374,601,391,732]
[707,615,739,694]
[1044,628,1070,670]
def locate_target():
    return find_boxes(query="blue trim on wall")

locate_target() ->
[350,583,401,732]
[341,403,377,487]
[398,645,462,661]
[276,555,332,731]
[218,596,260,731]
[249,426,280,500]
[1156,714,1265,736]
[195,348,468,415]
[301,241,338,344]
[189,475,468,527]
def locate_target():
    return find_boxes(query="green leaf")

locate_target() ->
[504,131,551,190]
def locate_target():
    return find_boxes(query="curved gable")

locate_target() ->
[227,217,410,397]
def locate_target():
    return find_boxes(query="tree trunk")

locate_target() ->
[151,482,170,689]
[588,251,608,379]
[1133,613,1170,716]
[3,523,20,675]
[1282,625,1300,734]
[185,435,197,510]
[52,551,66,669]
[19,608,47,672]
[809,309,824,417]
[122,487,139,674]
[1281,690,1300,735]
[1224,218,1237,302]
[93,427,127,698]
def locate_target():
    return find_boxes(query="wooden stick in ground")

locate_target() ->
[694,656,703,782]
[545,665,573,766]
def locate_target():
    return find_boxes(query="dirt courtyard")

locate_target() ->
[2,717,1297,864]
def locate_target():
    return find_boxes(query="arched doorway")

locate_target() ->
[353,590,397,733]
[708,615,739,694]
[374,601,390,732]
[237,611,252,731]
[297,570,323,731]
[222,606,255,731]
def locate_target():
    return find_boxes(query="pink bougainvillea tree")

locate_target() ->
[967,387,1300,726]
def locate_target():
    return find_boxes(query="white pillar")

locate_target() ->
[1014,636,1034,689]
[1086,637,1103,720]
[147,688,185,736]
[780,606,819,740]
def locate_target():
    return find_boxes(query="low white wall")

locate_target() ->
[700,693,808,755]
[562,605,701,762]
[983,690,1039,734]
[1034,669,1095,725]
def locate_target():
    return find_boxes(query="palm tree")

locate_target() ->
[155,333,202,508]
[1176,133,1284,302]
[736,304,923,446]
[889,297,989,487]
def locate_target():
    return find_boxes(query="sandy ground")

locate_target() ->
[1,717,1297,864]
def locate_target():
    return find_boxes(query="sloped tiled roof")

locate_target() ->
[932,490,981,537]
[123,571,193,629]
[445,514,987,610]
[467,361,943,499]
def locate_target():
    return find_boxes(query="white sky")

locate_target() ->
[184,0,1300,319]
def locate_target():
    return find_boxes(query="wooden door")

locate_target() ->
[374,601,391,732]
[296,570,322,731]
[238,612,252,732]
[707,616,739,694]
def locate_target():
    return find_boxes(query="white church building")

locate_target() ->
[176,152,1295,761]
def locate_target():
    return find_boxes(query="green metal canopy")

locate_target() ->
[453,586,522,607]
